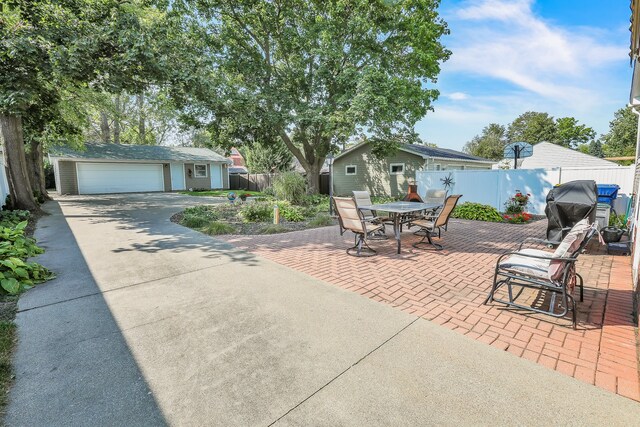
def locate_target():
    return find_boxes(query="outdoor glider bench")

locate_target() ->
[485,219,597,329]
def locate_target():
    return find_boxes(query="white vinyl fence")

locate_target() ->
[416,166,635,215]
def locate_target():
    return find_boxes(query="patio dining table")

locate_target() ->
[358,201,442,254]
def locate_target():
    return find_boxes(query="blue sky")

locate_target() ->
[417,0,631,150]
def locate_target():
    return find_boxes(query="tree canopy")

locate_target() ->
[601,107,638,158]
[462,123,507,160]
[174,0,451,191]
[506,112,556,145]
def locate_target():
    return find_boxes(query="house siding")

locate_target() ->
[333,144,424,197]
[58,160,78,195]
[184,163,212,190]
[424,160,493,171]
[222,164,229,189]
[162,163,172,191]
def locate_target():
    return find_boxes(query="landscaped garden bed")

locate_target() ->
[451,191,543,224]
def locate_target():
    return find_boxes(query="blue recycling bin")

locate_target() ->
[597,184,619,205]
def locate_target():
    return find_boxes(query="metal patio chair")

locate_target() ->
[352,190,390,240]
[485,219,597,329]
[410,194,462,250]
[333,196,385,257]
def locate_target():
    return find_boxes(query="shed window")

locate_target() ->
[390,163,404,175]
[194,164,208,178]
[434,164,441,171]
[345,165,357,175]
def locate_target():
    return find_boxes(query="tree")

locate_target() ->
[602,107,638,158]
[463,123,507,160]
[554,117,596,148]
[0,1,179,209]
[175,0,450,193]
[507,112,556,144]
[244,142,293,174]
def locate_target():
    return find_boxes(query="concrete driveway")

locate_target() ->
[7,193,640,426]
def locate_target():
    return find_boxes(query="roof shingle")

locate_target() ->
[49,143,229,163]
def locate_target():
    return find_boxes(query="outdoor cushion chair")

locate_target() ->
[352,191,390,239]
[484,219,597,329]
[333,196,385,257]
[424,188,448,206]
[410,194,462,250]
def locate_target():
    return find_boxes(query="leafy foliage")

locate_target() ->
[503,191,530,214]
[507,112,557,145]
[554,117,595,148]
[181,205,219,228]
[279,204,305,222]
[0,218,54,295]
[243,142,293,174]
[451,202,503,222]
[272,172,307,205]
[463,124,507,160]
[503,212,532,224]
[602,107,638,161]
[239,202,273,223]
[173,0,451,191]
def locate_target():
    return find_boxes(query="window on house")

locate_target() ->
[434,164,441,171]
[194,164,208,178]
[345,165,357,175]
[390,163,404,175]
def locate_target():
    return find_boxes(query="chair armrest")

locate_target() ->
[498,251,578,264]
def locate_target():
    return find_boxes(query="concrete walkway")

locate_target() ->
[6,194,640,426]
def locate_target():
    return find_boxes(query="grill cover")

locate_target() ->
[545,180,597,242]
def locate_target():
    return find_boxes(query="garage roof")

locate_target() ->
[49,143,231,163]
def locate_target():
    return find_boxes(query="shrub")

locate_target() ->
[272,172,306,204]
[240,202,273,222]
[182,214,211,229]
[181,205,219,228]
[204,221,235,235]
[262,186,275,196]
[280,204,305,222]
[309,214,333,227]
[452,202,503,222]
[260,224,288,234]
[0,210,30,228]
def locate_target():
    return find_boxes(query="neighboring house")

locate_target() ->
[49,143,231,195]
[228,148,248,174]
[332,141,494,197]
[495,142,621,169]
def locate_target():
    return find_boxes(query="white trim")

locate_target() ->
[389,163,405,175]
[345,164,357,175]
[194,163,208,178]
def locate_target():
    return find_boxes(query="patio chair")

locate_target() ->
[333,196,385,257]
[410,195,462,250]
[484,219,597,329]
[352,191,390,240]
[424,188,447,206]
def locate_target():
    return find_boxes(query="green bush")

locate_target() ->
[0,220,54,295]
[609,213,626,227]
[204,221,235,235]
[272,172,306,204]
[452,202,503,222]
[309,214,333,227]
[260,224,288,234]
[181,205,219,228]
[0,210,30,228]
[240,202,273,222]
[280,204,305,222]
[182,214,211,229]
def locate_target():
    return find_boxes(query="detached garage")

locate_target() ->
[49,144,231,195]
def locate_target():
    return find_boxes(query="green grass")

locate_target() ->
[203,221,236,235]
[179,190,266,197]
[0,320,16,417]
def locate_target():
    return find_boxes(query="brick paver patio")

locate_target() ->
[220,219,640,401]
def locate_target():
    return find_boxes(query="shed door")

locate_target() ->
[77,162,164,194]
[210,163,223,188]
[170,163,186,191]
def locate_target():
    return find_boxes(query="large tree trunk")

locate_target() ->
[113,95,121,144]
[137,93,145,144]
[305,161,322,194]
[0,115,38,210]
[100,111,111,143]
[27,140,50,202]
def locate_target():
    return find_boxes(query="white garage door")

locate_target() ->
[77,163,164,194]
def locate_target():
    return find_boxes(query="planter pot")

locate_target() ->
[601,226,624,243]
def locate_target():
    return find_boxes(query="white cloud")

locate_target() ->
[445,0,625,106]
[447,92,469,100]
